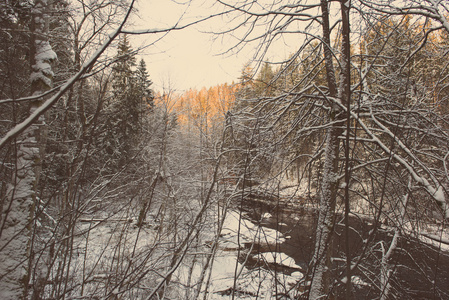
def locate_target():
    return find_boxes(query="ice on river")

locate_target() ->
[197,253,303,299]
[219,211,286,250]
[185,210,302,299]
[255,252,303,270]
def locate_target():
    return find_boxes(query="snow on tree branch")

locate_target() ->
[0,0,213,150]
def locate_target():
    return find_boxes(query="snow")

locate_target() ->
[262,212,272,219]
[353,276,370,286]
[420,224,449,252]
[341,275,370,287]
[0,132,41,299]
[0,25,122,149]
[31,40,57,86]
[200,255,242,296]
[190,251,303,300]
[351,109,449,219]
[220,211,285,250]
[63,207,301,299]
[434,186,449,219]
[30,71,53,88]
[186,208,304,299]
[255,252,302,270]
[35,40,57,61]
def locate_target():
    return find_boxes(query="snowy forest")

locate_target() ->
[1,0,449,299]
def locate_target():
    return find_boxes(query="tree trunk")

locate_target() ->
[340,1,354,298]
[0,1,55,298]
[309,123,341,298]
[309,0,346,298]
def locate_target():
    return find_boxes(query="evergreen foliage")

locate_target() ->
[136,58,155,110]
[103,35,154,168]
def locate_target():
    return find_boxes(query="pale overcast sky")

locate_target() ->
[131,0,252,92]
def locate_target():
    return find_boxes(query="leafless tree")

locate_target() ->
[215,0,449,298]
[0,0,227,298]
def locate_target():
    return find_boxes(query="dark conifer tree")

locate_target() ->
[136,58,155,111]
[105,35,143,167]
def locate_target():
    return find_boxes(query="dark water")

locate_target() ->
[237,195,449,299]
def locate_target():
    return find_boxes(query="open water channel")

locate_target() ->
[234,195,449,299]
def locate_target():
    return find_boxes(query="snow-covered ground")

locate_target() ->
[175,210,304,299]
[64,176,449,299]
[65,206,304,299]
[191,252,303,300]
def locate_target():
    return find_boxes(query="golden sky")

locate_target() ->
[131,0,251,92]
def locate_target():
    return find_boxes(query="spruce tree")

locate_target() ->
[107,35,140,166]
[255,62,275,96]
[136,58,155,111]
